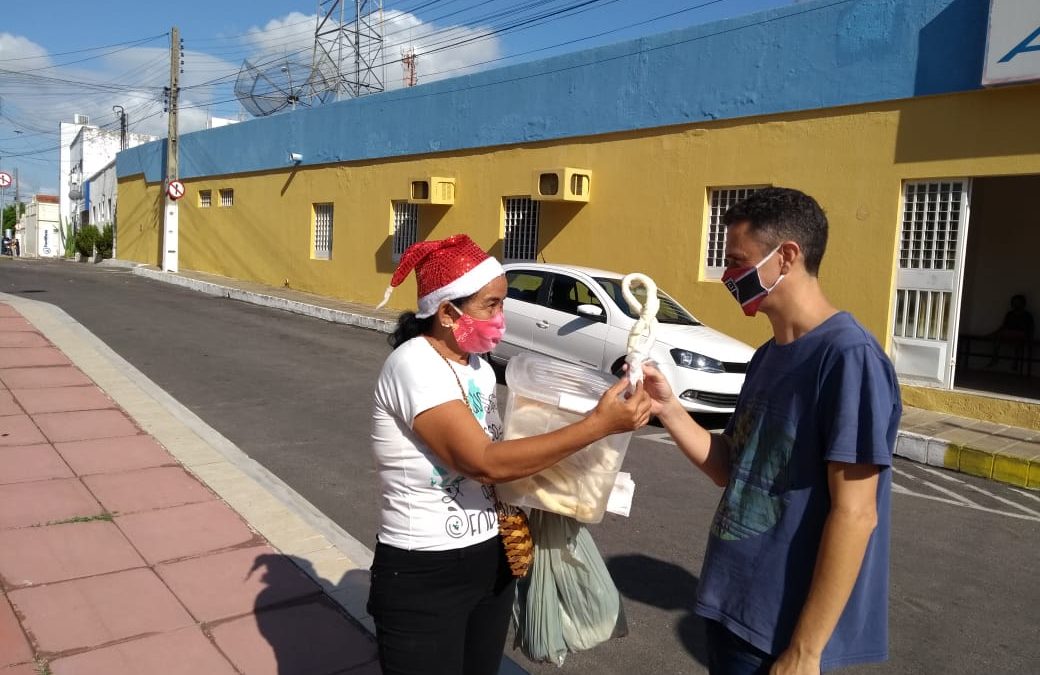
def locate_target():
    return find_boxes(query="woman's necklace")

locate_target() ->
[425,337,469,403]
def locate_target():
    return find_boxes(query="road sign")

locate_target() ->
[0,172,12,188]
[167,180,186,201]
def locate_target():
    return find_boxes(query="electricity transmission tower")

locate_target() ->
[311,0,385,102]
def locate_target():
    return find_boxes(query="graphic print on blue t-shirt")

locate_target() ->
[711,397,796,542]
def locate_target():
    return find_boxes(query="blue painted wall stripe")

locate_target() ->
[118,0,986,183]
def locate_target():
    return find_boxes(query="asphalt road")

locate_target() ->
[2,258,1037,674]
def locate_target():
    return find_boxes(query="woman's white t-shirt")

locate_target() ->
[371,337,503,551]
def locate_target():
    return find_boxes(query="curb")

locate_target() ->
[132,267,395,334]
[895,431,1038,489]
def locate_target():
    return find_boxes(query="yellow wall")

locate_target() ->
[116,84,1040,357]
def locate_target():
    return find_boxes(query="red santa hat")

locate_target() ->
[376,234,505,318]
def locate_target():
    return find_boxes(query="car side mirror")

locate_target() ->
[576,304,605,321]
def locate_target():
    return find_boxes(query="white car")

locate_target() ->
[490,263,755,414]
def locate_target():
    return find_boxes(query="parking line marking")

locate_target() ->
[892,481,1040,523]
[1009,487,1040,504]
[915,465,1040,517]
[913,464,966,485]
[892,466,980,507]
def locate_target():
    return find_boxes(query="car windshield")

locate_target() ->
[594,278,701,326]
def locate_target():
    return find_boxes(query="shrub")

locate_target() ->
[97,223,114,258]
[74,225,100,257]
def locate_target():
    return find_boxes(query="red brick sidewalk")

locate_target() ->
[0,303,378,674]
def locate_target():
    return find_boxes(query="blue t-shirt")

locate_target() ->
[695,311,901,671]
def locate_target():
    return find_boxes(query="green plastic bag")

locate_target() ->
[513,509,627,666]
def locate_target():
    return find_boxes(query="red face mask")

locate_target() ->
[450,304,506,353]
[721,245,784,317]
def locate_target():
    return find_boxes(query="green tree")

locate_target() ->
[2,203,25,231]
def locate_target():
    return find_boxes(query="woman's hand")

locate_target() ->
[640,362,678,417]
[590,377,652,435]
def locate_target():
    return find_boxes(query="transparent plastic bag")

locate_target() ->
[497,354,633,524]
[512,510,627,666]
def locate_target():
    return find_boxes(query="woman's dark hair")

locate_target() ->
[387,292,476,349]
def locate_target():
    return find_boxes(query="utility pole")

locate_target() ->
[113,105,128,151]
[162,27,181,273]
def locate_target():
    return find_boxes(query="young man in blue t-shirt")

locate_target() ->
[643,187,901,674]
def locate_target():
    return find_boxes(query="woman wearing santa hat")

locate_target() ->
[368,234,651,675]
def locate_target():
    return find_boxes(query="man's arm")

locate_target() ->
[771,462,881,675]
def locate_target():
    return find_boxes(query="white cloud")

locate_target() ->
[0,33,51,71]
[382,10,502,88]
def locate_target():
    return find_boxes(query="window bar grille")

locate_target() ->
[504,198,540,261]
[895,288,951,341]
[705,187,760,270]
[393,202,419,259]
[314,204,333,259]
[900,181,963,271]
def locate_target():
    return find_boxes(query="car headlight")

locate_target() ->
[670,348,725,373]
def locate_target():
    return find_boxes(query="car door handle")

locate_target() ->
[536,320,549,329]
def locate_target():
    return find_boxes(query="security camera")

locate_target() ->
[288,152,303,163]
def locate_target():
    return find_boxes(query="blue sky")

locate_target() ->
[0,0,796,195]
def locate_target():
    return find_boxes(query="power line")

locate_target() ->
[0,33,169,62]
[6,35,170,74]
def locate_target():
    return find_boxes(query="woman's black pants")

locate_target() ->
[367,536,516,675]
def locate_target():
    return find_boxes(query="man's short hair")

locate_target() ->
[722,187,829,276]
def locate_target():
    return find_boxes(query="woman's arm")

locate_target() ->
[412,378,651,483]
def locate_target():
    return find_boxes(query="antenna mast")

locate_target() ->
[312,0,385,101]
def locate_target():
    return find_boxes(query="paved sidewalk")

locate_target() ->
[0,301,379,674]
[123,262,1040,490]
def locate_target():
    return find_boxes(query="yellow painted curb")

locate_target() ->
[1028,462,1040,490]
[942,443,1036,488]
[992,454,1031,488]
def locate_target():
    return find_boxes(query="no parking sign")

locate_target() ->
[167,180,185,201]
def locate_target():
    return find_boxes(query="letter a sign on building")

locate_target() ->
[983,0,1040,85]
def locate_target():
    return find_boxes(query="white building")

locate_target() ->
[61,115,156,230]
[85,159,117,227]
[59,115,90,232]
[16,194,61,258]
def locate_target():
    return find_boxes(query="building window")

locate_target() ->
[503,197,540,262]
[313,203,333,260]
[704,186,763,278]
[392,201,419,261]
[219,188,234,207]
[199,190,212,208]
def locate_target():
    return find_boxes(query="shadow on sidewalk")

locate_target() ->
[249,553,377,674]
[607,553,708,668]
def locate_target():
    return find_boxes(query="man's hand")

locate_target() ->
[640,362,679,418]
